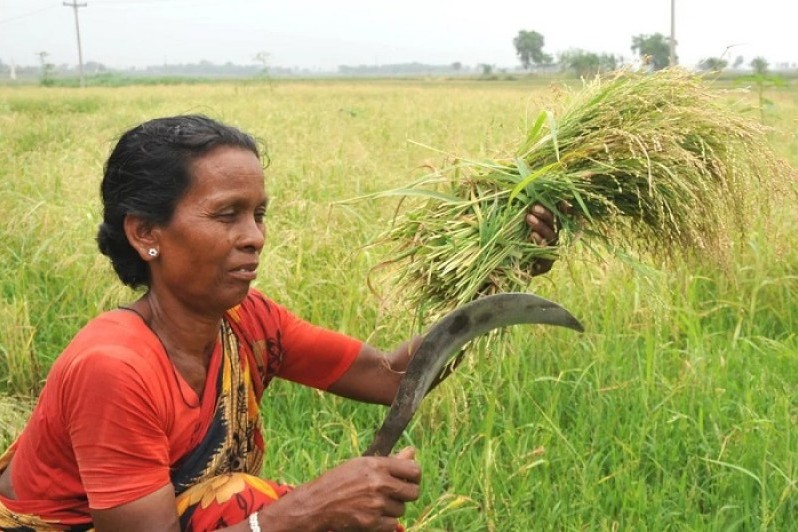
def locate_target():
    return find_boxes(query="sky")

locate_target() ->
[1,0,796,71]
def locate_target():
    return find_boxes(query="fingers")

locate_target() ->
[393,446,415,460]
[528,203,556,230]
[375,517,402,532]
[381,497,409,518]
[526,204,558,247]
[285,454,421,531]
[384,452,422,490]
[526,203,561,277]
[381,481,419,514]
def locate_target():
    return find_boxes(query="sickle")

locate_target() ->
[362,292,584,456]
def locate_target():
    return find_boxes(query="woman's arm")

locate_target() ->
[90,449,420,532]
[90,484,181,532]
[251,447,420,532]
[327,202,563,405]
[327,337,421,405]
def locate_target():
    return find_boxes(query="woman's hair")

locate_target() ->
[97,114,261,288]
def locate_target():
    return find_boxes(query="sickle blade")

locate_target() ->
[363,292,583,456]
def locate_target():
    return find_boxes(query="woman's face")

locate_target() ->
[148,145,268,316]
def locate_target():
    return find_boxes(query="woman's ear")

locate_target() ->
[123,214,159,262]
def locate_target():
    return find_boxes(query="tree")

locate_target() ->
[513,30,552,70]
[733,55,745,69]
[738,57,781,123]
[36,51,56,86]
[697,57,728,72]
[559,49,617,77]
[479,63,494,77]
[253,51,271,77]
[84,61,107,74]
[750,56,769,75]
[451,61,462,72]
[631,33,672,70]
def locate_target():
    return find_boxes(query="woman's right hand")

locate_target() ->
[258,447,421,531]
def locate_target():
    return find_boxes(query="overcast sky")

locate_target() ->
[1,0,795,70]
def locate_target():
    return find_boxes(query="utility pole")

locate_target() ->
[669,0,677,66]
[63,1,87,87]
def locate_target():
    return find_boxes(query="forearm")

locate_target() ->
[218,451,420,531]
[327,336,421,405]
[213,490,321,532]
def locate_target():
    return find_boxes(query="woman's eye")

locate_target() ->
[254,210,266,223]
[216,211,237,221]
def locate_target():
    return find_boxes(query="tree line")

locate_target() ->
[0,30,782,86]
[513,29,775,77]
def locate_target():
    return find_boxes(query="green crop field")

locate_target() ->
[1,76,797,530]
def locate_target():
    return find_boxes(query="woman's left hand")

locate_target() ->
[525,203,561,276]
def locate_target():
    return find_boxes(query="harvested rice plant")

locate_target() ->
[365,69,793,319]
[1,75,797,529]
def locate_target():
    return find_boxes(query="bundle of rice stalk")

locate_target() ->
[366,68,791,318]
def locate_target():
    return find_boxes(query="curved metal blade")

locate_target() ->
[363,292,584,456]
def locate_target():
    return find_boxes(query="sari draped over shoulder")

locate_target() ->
[172,320,264,492]
[171,320,291,531]
[0,319,289,532]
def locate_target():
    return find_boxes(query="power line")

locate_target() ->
[63,0,87,87]
[0,5,58,26]
[89,0,238,4]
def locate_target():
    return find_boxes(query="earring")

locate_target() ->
[147,248,159,258]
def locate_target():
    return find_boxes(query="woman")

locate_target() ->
[0,115,561,531]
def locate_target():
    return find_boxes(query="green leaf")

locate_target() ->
[509,162,559,202]
[515,157,533,179]
[569,187,595,223]
[519,110,548,153]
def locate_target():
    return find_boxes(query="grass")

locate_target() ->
[0,77,797,530]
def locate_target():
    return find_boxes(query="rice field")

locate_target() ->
[1,76,797,530]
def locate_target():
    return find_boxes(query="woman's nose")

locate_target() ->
[240,218,265,252]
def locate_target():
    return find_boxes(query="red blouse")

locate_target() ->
[1,290,361,524]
